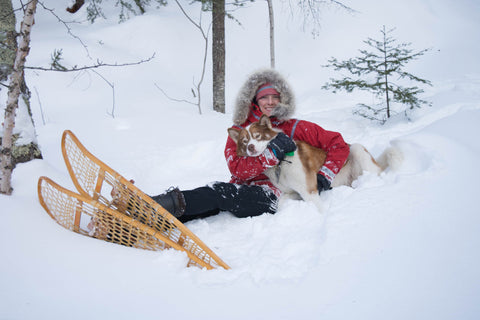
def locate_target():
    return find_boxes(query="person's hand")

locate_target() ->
[317,174,331,194]
[268,133,296,161]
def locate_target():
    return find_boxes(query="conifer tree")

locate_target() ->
[322,26,432,123]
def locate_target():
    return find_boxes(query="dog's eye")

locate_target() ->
[242,138,248,144]
[253,133,260,140]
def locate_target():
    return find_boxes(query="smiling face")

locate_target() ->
[257,94,281,117]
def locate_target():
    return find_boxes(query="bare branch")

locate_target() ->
[286,0,357,37]
[24,53,155,72]
[89,70,116,118]
[173,0,208,40]
[37,1,92,57]
[160,0,211,114]
[154,83,197,106]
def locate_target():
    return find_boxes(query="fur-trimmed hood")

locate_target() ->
[233,69,296,126]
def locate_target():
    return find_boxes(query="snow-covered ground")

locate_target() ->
[1,0,480,319]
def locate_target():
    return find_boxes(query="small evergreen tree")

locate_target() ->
[322,26,432,123]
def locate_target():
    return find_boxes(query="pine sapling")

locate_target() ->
[322,26,432,123]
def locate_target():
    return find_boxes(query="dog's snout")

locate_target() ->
[247,144,256,153]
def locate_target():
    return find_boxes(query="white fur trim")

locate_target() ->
[233,68,296,125]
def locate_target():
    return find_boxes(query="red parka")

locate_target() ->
[225,106,350,197]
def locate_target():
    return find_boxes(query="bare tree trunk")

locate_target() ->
[1,0,37,195]
[382,26,391,118]
[0,0,16,82]
[1,0,43,172]
[266,0,275,68]
[212,0,225,113]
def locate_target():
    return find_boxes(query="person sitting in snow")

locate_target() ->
[150,68,350,222]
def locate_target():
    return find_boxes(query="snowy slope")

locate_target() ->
[1,0,480,319]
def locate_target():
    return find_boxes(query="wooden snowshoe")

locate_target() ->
[37,130,230,270]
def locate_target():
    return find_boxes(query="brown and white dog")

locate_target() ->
[228,115,402,210]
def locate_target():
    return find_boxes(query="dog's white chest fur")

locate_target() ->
[265,153,305,194]
[264,152,326,209]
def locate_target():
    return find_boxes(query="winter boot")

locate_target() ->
[151,187,186,218]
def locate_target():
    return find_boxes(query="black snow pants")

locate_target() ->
[178,182,278,222]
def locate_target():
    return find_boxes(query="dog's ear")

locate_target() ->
[259,115,272,128]
[228,128,240,143]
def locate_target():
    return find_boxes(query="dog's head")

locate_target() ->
[228,115,280,157]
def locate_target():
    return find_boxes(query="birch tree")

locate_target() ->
[1,0,38,195]
[1,0,42,169]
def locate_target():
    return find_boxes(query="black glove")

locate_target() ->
[268,133,297,161]
[317,174,331,194]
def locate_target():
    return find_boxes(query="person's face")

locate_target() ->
[257,94,280,117]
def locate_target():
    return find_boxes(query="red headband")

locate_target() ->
[256,83,280,100]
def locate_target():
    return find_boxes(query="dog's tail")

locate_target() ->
[376,142,404,172]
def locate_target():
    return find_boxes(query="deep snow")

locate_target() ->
[1,0,480,319]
